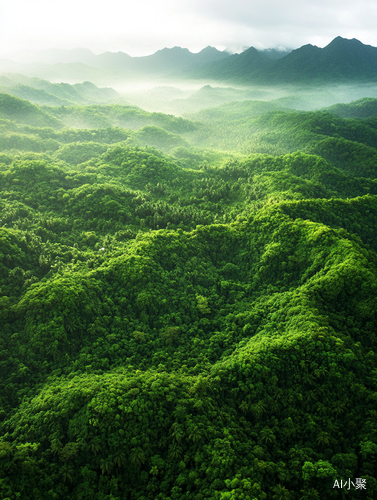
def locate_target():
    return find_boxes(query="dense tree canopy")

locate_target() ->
[1,93,377,499]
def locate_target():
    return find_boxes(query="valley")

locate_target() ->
[1,37,377,499]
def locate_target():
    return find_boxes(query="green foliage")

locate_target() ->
[1,92,377,500]
[0,93,62,128]
[0,74,120,106]
[48,103,199,133]
[136,125,189,151]
[196,294,211,314]
[53,141,109,165]
[324,97,377,118]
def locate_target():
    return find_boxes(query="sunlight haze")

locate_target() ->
[1,0,377,56]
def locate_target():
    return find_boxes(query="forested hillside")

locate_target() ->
[1,92,377,499]
[0,75,121,106]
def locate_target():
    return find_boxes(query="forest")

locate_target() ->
[0,88,377,500]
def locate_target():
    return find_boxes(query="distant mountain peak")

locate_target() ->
[157,46,191,54]
[5,36,377,85]
[198,46,222,54]
[331,35,359,42]
[242,46,260,54]
[294,43,319,51]
[252,36,377,84]
[326,36,363,47]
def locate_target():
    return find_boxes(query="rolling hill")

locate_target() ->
[1,92,377,499]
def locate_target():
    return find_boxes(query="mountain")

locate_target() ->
[0,83,71,106]
[86,45,230,76]
[92,51,134,73]
[323,97,377,118]
[0,74,120,106]
[5,37,377,85]
[193,45,231,64]
[320,36,377,78]
[0,93,63,127]
[257,43,322,79]
[165,84,271,114]
[9,46,230,79]
[192,36,377,85]
[254,36,377,84]
[190,46,273,81]
[260,48,292,60]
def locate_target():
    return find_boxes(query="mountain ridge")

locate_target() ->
[249,37,377,84]
[5,46,231,78]
[190,36,377,84]
[2,37,377,85]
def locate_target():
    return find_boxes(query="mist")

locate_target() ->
[2,15,377,500]
[2,38,377,120]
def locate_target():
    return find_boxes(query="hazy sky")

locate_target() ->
[1,0,377,57]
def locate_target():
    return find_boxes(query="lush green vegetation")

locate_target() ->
[0,75,120,107]
[1,91,377,500]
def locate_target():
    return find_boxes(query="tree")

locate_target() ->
[169,442,182,459]
[251,400,266,419]
[113,451,127,469]
[300,488,320,500]
[100,456,114,475]
[272,484,291,500]
[130,447,146,467]
[239,400,249,414]
[196,294,211,314]
[189,426,202,443]
[61,464,75,483]
[316,431,330,447]
[160,327,180,345]
[150,465,159,476]
[260,427,276,445]
[171,423,184,443]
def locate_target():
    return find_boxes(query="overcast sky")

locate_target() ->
[1,0,377,57]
